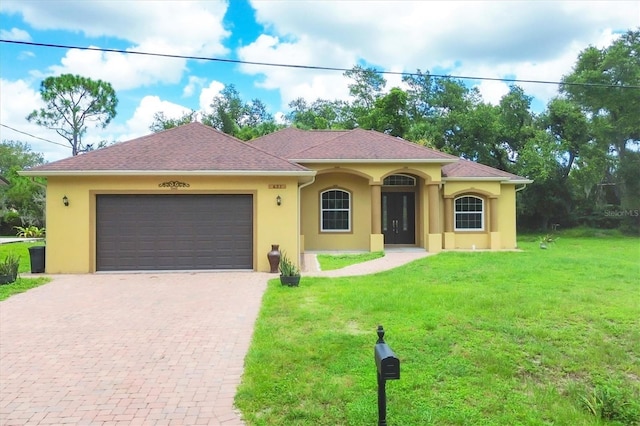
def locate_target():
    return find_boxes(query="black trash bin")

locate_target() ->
[28,246,45,273]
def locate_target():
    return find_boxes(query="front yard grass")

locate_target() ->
[317,251,384,271]
[0,242,50,300]
[236,236,640,425]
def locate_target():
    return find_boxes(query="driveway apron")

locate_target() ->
[0,272,269,425]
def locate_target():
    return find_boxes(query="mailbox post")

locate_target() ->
[374,325,400,426]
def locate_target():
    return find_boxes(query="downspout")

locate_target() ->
[515,184,528,192]
[297,175,316,270]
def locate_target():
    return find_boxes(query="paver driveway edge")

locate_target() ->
[0,272,270,426]
[1,253,429,425]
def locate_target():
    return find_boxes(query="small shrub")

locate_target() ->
[0,253,20,284]
[279,251,300,277]
[579,380,640,423]
[14,225,46,238]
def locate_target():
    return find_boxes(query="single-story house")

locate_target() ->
[21,122,531,273]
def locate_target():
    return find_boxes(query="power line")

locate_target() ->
[3,39,639,90]
[0,123,69,148]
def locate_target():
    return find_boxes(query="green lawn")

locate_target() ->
[236,236,640,425]
[0,242,50,300]
[317,251,385,271]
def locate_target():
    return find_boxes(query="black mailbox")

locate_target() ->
[375,343,400,380]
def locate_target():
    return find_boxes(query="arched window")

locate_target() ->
[320,189,351,232]
[383,174,416,186]
[454,196,484,231]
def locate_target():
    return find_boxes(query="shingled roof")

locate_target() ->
[252,128,458,162]
[22,123,311,176]
[442,158,531,183]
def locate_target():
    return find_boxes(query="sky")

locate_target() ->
[0,0,638,162]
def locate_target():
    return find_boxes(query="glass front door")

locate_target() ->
[381,192,415,244]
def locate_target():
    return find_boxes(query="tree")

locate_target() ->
[27,74,118,156]
[0,141,46,232]
[287,98,354,130]
[149,110,196,132]
[561,29,640,232]
[202,84,246,136]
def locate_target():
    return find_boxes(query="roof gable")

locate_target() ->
[24,123,309,174]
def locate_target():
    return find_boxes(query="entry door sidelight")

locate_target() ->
[381,192,415,244]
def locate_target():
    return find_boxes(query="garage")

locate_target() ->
[96,194,253,271]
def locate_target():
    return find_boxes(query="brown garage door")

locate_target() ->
[96,194,253,271]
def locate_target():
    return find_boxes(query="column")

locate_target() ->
[489,197,500,249]
[490,197,499,232]
[427,184,440,234]
[371,183,381,234]
[370,183,384,251]
[444,197,453,233]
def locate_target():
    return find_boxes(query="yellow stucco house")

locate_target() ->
[22,122,531,273]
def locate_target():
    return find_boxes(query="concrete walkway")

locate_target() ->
[303,249,434,277]
[0,252,430,425]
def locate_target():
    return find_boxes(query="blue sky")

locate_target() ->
[1,0,638,161]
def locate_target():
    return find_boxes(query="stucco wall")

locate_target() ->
[301,172,371,251]
[44,175,300,273]
[442,181,518,249]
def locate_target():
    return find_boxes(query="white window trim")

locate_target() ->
[320,189,351,232]
[383,174,416,186]
[454,195,485,231]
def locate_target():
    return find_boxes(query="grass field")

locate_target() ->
[236,236,640,425]
[0,242,50,301]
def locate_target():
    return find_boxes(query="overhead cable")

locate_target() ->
[2,39,639,90]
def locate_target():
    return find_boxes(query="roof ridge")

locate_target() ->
[284,127,349,156]
[243,134,311,171]
[362,128,460,159]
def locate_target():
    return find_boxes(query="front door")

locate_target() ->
[382,192,415,244]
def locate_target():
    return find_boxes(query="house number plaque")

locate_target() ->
[159,180,190,189]
[269,184,287,189]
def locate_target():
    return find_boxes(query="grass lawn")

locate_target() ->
[236,236,640,425]
[0,242,50,301]
[317,251,385,271]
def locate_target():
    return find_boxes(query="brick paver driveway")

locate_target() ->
[0,272,269,425]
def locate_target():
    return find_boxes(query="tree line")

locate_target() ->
[3,29,638,234]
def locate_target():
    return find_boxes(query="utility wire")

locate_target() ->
[0,123,69,148]
[2,39,639,90]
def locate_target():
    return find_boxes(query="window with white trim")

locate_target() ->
[454,196,484,231]
[383,174,416,186]
[320,189,351,232]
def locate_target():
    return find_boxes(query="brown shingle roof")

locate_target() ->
[253,128,458,161]
[250,127,350,157]
[24,123,310,174]
[442,158,531,182]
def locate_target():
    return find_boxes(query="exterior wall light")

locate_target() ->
[276,195,282,206]
[63,195,69,206]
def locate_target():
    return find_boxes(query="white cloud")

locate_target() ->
[198,81,225,113]
[0,27,31,41]
[183,76,207,98]
[120,96,192,140]
[2,1,230,56]
[48,46,187,91]
[475,80,511,106]
[245,0,639,108]
[237,34,355,107]
[3,0,231,90]
[0,78,71,161]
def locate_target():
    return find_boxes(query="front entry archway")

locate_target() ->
[382,192,415,244]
